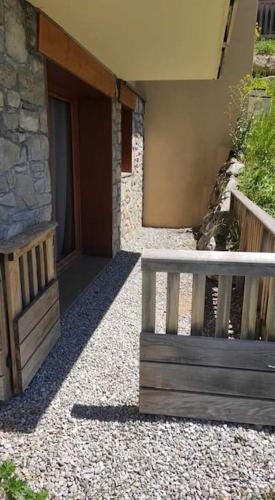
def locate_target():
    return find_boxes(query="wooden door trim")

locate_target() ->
[38,13,116,98]
[48,90,82,263]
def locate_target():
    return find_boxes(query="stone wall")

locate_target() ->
[0,0,51,240]
[112,98,121,256]
[120,97,144,246]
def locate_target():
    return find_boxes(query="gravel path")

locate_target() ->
[0,228,275,499]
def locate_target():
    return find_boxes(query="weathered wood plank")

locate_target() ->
[19,253,30,307]
[16,280,59,344]
[17,300,60,369]
[28,247,38,299]
[36,243,46,290]
[140,361,275,399]
[215,275,232,337]
[140,333,275,371]
[241,276,260,340]
[141,250,275,277]
[0,222,57,258]
[0,376,6,402]
[266,277,275,341]
[166,273,180,334]
[44,236,55,283]
[4,256,23,392]
[139,388,275,426]
[0,264,12,400]
[191,274,206,336]
[231,190,275,239]
[142,269,156,333]
[20,320,61,391]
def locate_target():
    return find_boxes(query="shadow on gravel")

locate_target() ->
[0,251,140,434]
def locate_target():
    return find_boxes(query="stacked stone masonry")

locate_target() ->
[120,97,144,247]
[0,0,51,240]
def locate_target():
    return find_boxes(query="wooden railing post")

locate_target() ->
[142,268,156,333]
[166,273,180,334]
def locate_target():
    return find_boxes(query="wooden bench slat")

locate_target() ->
[20,253,30,307]
[28,247,38,299]
[16,280,59,344]
[20,320,60,391]
[139,388,275,426]
[140,333,275,371]
[36,243,46,290]
[191,274,206,336]
[17,300,60,369]
[215,275,232,337]
[140,361,275,399]
[241,276,260,340]
[142,269,156,333]
[166,273,180,334]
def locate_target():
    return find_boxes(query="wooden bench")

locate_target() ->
[140,249,275,426]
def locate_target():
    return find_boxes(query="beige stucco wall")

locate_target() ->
[136,0,258,228]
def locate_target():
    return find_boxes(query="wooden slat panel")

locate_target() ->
[215,275,232,337]
[266,277,275,341]
[19,254,30,307]
[44,236,55,283]
[16,280,59,344]
[166,273,180,334]
[0,264,11,400]
[0,376,5,401]
[140,362,275,399]
[20,320,61,391]
[17,300,60,369]
[142,250,275,277]
[38,14,116,98]
[119,82,137,111]
[241,276,260,340]
[36,243,46,290]
[191,274,206,336]
[139,388,275,426]
[142,269,156,333]
[140,333,275,371]
[4,256,23,392]
[0,222,57,258]
[231,190,275,239]
[28,247,38,299]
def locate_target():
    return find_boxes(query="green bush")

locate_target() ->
[238,81,275,218]
[255,38,275,55]
[0,461,47,500]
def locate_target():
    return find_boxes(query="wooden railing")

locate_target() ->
[231,189,275,339]
[257,0,275,37]
[0,222,60,398]
[140,250,275,425]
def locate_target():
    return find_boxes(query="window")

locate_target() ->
[121,107,133,173]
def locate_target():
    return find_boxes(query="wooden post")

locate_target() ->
[166,273,180,334]
[191,274,206,336]
[142,269,156,333]
[215,275,232,338]
[241,276,260,340]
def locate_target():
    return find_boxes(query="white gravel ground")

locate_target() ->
[0,228,275,499]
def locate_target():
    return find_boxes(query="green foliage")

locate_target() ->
[238,84,275,218]
[0,461,47,500]
[255,38,275,55]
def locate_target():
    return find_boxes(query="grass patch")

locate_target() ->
[255,38,275,55]
[0,461,48,500]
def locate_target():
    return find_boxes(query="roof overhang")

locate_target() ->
[29,0,235,81]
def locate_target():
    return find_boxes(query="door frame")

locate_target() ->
[48,88,82,271]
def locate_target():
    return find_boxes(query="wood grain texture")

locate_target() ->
[140,333,275,371]
[16,281,59,345]
[0,265,12,400]
[119,82,137,110]
[191,274,206,336]
[28,247,38,299]
[44,236,55,283]
[142,269,156,333]
[231,190,275,238]
[266,277,275,341]
[36,243,46,290]
[215,275,232,337]
[0,222,57,258]
[139,388,275,425]
[141,249,275,276]
[17,300,60,369]
[19,253,30,307]
[166,273,180,334]
[39,14,116,98]
[140,361,275,399]
[241,276,260,340]
[20,320,61,391]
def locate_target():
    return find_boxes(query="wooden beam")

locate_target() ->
[38,13,116,98]
[119,81,137,111]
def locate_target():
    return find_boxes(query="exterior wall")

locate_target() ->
[120,97,144,246]
[0,0,51,240]
[135,0,258,228]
